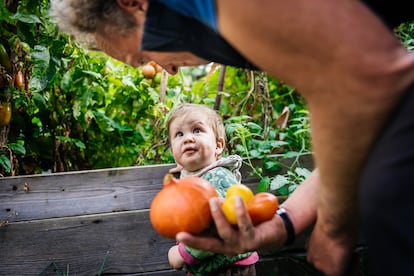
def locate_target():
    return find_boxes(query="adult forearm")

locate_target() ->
[280,169,319,236]
[216,0,414,236]
[256,169,319,252]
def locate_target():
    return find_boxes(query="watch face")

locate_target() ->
[277,207,286,215]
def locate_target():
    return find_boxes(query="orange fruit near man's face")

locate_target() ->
[142,64,156,79]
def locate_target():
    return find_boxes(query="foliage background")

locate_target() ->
[1,0,413,195]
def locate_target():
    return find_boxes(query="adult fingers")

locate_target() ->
[235,196,255,240]
[176,197,236,255]
[208,197,239,247]
[176,232,225,253]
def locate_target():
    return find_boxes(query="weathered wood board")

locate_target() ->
[0,154,314,275]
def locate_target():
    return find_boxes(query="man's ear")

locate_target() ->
[116,0,147,12]
[215,137,225,156]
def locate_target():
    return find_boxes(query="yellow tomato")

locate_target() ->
[221,195,239,225]
[226,184,254,204]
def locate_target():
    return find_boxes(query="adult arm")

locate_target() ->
[215,0,414,274]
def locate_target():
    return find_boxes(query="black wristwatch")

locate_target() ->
[276,207,295,246]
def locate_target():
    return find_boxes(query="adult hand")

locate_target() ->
[176,196,286,256]
[307,218,358,276]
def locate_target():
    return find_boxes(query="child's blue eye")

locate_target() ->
[193,128,201,133]
[176,131,183,137]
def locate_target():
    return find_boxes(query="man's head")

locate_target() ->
[49,0,209,74]
[50,0,256,74]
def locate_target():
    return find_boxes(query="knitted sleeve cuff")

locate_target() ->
[178,242,198,265]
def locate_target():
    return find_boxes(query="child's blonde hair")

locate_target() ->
[167,103,226,146]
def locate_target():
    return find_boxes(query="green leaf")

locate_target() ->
[0,155,11,173]
[270,140,288,147]
[288,184,299,194]
[264,160,281,172]
[56,136,86,149]
[10,12,41,24]
[74,139,86,149]
[295,167,311,179]
[29,45,51,91]
[8,143,26,155]
[82,70,102,80]
[32,92,47,108]
[270,175,289,190]
[32,45,50,70]
[31,117,42,127]
[257,176,270,192]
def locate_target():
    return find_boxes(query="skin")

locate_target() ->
[94,0,210,75]
[168,245,183,269]
[167,109,225,269]
[168,112,224,172]
[213,0,414,275]
[177,169,320,252]
[92,1,414,275]
[94,0,148,67]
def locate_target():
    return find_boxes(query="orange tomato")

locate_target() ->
[149,60,163,73]
[142,64,156,79]
[15,70,24,89]
[150,174,218,239]
[247,192,279,225]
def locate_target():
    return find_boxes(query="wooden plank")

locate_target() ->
[0,154,314,275]
[0,164,175,222]
[0,208,313,276]
[0,209,179,275]
[0,154,313,223]
[0,210,313,276]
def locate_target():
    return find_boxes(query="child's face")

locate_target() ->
[169,113,224,172]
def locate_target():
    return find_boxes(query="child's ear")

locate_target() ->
[215,137,225,156]
[116,0,147,12]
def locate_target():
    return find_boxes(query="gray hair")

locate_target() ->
[49,0,137,45]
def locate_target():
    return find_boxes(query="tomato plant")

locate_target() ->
[4,1,410,181]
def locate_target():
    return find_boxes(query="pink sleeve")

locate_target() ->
[178,242,198,265]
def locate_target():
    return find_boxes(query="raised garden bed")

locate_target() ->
[0,154,348,275]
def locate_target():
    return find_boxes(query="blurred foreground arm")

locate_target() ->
[215,0,414,274]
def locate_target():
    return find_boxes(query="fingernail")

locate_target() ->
[235,196,242,208]
[210,198,218,212]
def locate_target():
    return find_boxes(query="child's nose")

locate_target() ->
[183,133,195,142]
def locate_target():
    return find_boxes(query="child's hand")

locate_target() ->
[168,245,184,269]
